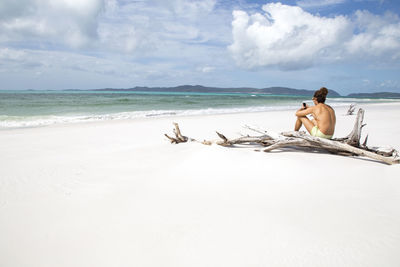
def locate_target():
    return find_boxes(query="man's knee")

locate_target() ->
[298,116,308,122]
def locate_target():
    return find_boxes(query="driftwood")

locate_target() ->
[164,109,399,165]
[347,104,356,115]
[333,108,366,147]
[164,122,190,144]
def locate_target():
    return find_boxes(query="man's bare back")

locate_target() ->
[311,103,336,136]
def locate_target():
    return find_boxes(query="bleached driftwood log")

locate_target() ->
[268,131,398,165]
[164,122,190,144]
[333,108,365,146]
[347,104,356,115]
[164,109,399,165]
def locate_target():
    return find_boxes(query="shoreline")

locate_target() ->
[1,101,400,132]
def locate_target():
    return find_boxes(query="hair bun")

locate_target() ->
[313,87,329,103]
[319,87,328,97]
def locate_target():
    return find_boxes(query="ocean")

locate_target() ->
[0,90,398,129]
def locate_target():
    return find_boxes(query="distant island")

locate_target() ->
[92,85,342,96]
[68,85,400,98]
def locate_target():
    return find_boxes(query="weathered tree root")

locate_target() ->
[164,122,189,144]
[164,109,400,165]
[347,104,356,115]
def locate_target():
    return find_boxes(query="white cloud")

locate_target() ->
[159,0,216,20]
[346,10,400,60]
[197,66,215,73]
[357,78,400,92]
[296,0,346,8]
[379,79,400,89]
[0,0,231,63]
[0,48,26,62]
[0,0,237,90]
[0,46,187,88]
[229,3,351,70]
[96,0,228,56]
[229,3,400,70]
[0,0,33,21]
[0,0,104,48]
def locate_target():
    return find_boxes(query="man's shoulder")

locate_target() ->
[323,104,336,116]
[322,103,333,110]
[325,104,335,112]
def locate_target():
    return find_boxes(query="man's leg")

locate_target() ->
[295,116,315,134]
[295,117,302,131]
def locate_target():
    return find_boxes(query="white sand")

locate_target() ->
[1,103,400,267]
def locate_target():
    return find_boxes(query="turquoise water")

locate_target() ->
[0,90,397,128]
[0,90,306,116]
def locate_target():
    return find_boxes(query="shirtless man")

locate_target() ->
[294,87,336,139]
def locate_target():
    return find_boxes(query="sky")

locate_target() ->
[0,0,400,95]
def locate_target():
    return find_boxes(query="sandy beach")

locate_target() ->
[1,103,400,267]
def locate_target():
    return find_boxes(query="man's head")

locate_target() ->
[313,87,328,103]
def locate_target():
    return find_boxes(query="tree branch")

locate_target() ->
[164,109,399,165]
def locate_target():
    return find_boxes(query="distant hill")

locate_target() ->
[93,85,342,97]
[347,92,400,98]
[90,85,400,98]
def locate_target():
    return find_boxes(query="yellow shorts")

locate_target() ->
[311,126,332,139]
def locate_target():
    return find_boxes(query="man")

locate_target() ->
[294,87,336,139]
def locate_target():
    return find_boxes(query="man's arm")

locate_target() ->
[295,106,314,117]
